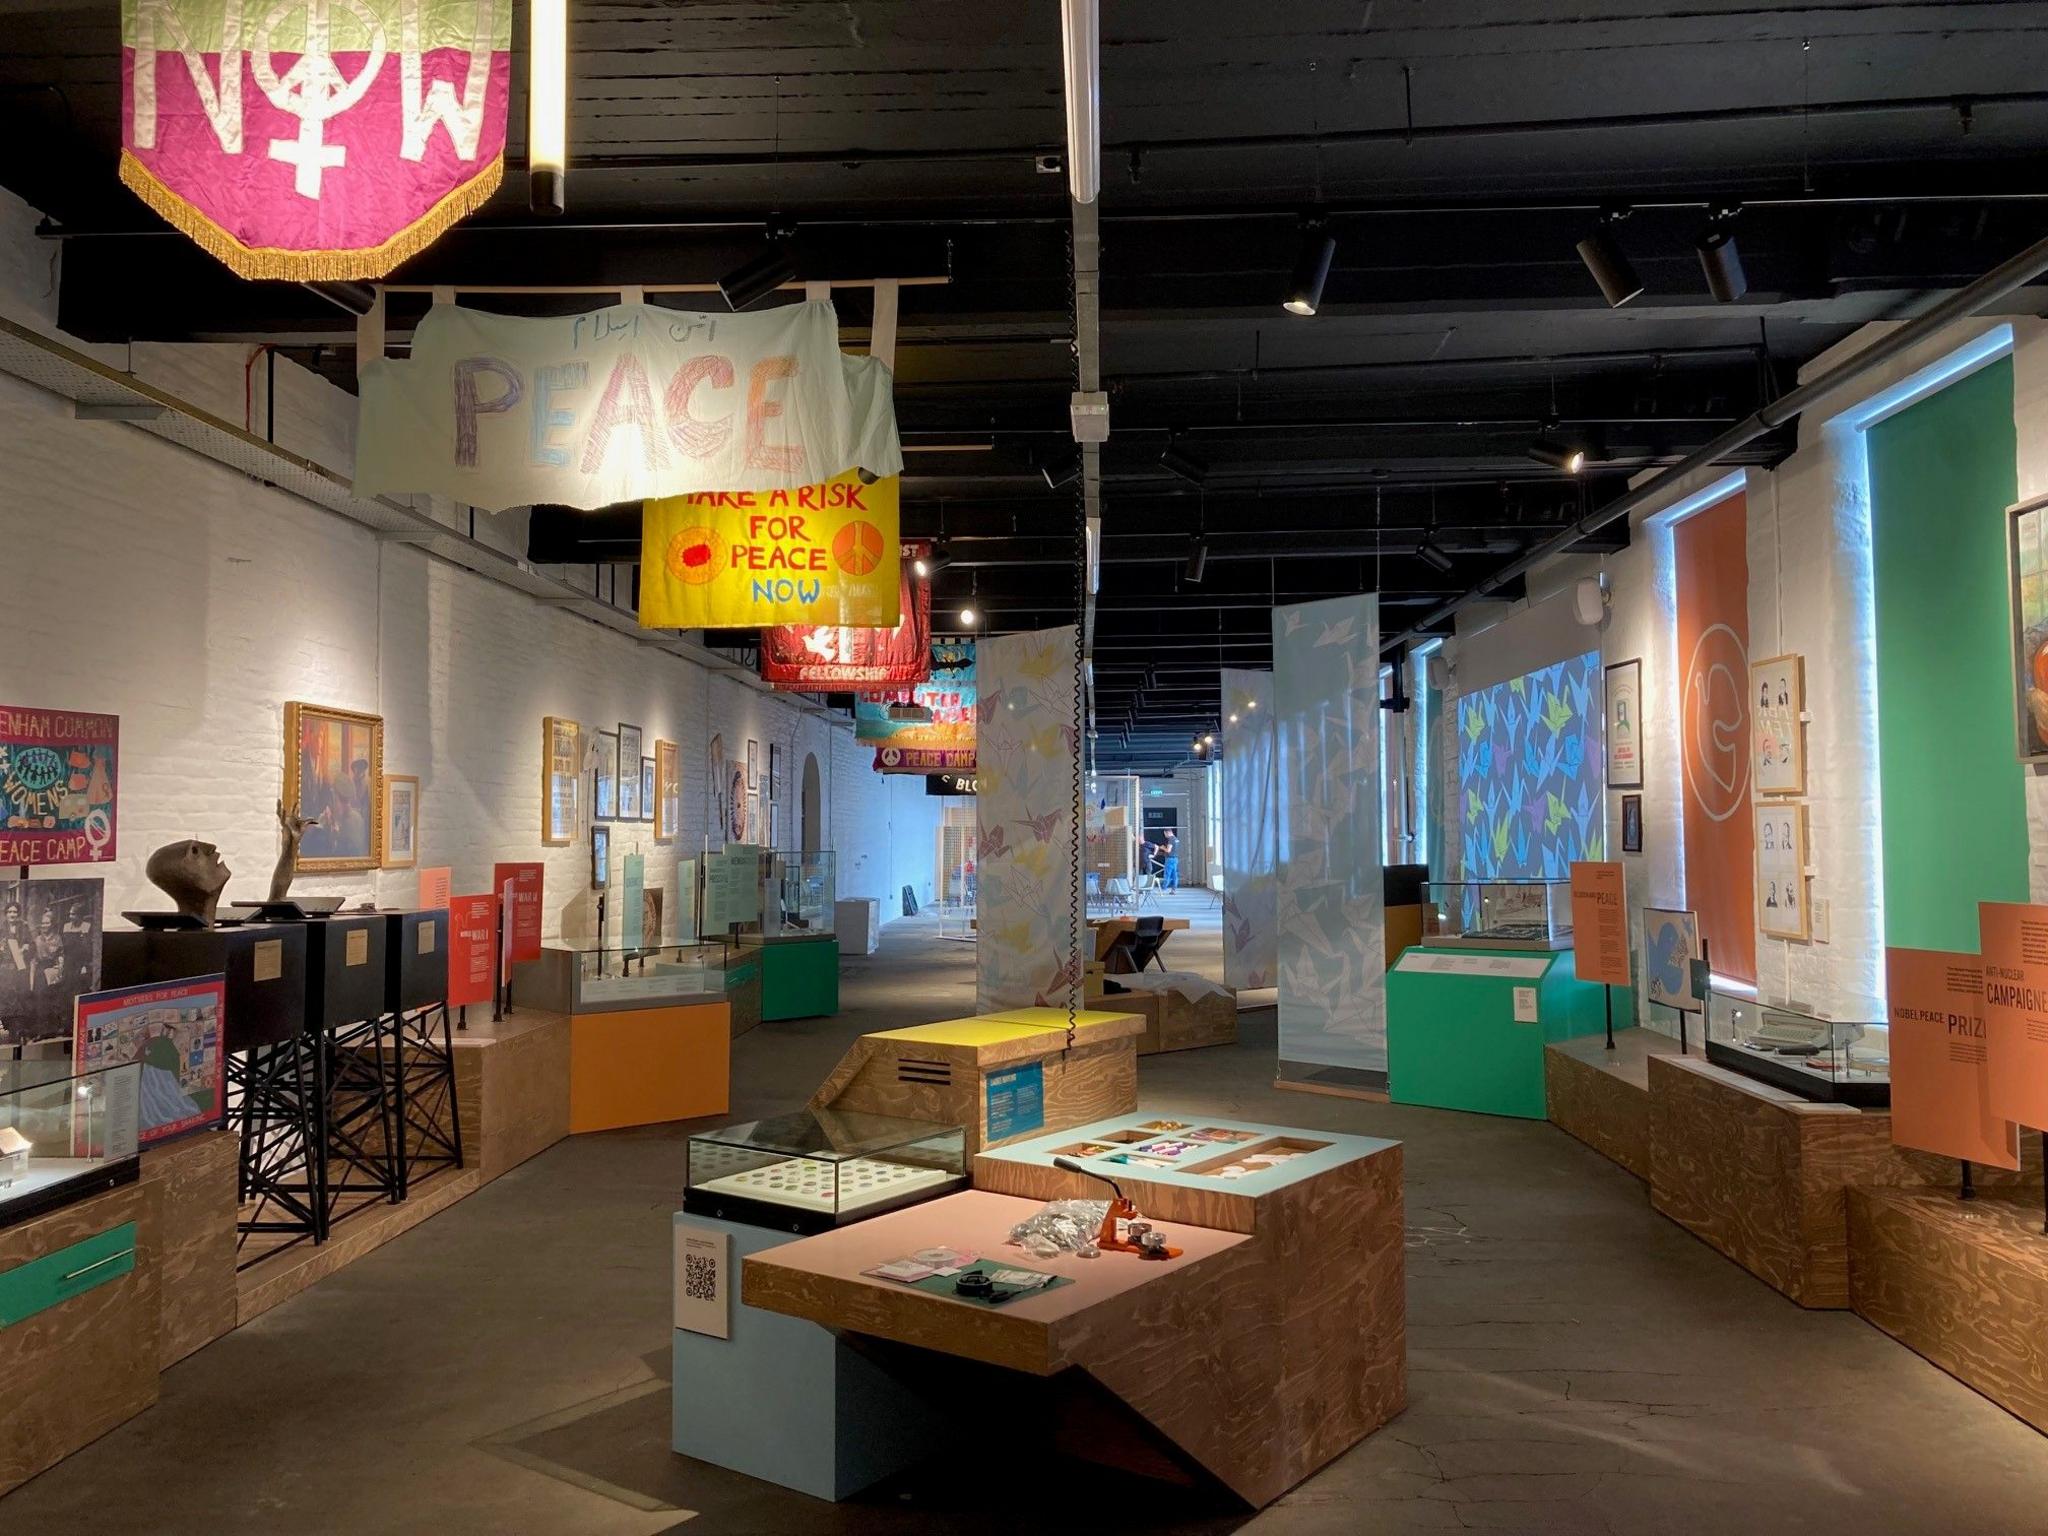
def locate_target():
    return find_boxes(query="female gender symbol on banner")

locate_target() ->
[253,0,388,197]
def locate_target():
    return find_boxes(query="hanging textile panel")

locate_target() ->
[1272,595,1387,1074]
[1673,489,1756,984]
[120,0,511,279]
[356,300,903,510]
[1221,669,1277,990]
[974,628,1082,1013]
[759,544,931,690]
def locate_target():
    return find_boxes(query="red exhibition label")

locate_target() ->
[491,861,543,963]
[446,893,498,1008]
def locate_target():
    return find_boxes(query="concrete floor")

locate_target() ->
[4,910,2044,1535]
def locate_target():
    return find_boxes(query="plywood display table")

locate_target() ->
[1648,1053,2036,1308]
[808,1008,1143,1156]
[971,1115,1406,1505]
[1098,975,1239,1055]
[1848,1187,2048,1432]
[744,1177,1398,1509]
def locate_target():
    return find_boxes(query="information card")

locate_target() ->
[1979,901,2048,1130]
[1887,946,2019,1168]
[1569,861,1631,987]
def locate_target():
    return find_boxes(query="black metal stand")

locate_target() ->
[319,1013,403,1218]
[1960,1158,1977,1202]
[393,1001,464,1197]
[1603,986,1615,1051]
[595,893,607,973]
[232,1034,328,1259]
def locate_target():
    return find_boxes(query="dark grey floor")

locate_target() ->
[5,913,2044,1536]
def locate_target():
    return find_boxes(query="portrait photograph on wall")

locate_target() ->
[618,723,644,818]
[1755,802,1811,941]
[0,876,103,1043]
[1620,793,1643,854]
[284,702,383,871]
[640,757,656,823]
[655,740,679,843]
[383,776,418,869]
[1751,655,1806,796]
[2008,493,2048,761]
[593,730,620,822]
[543,717,581,846]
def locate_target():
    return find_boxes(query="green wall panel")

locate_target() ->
[1868,356,2024,951]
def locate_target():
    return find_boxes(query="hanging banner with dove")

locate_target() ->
[120,0,511,279]
[856,641,975,773]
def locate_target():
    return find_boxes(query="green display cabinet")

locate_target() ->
[749,934,840,1021]
[1386,946,1612,1118]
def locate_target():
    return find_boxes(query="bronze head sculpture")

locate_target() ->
[144,840,232,926]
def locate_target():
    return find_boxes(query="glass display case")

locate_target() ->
[1421,880,1574,951]
[518,941,735,1013]
[683,1108,966,1234]
[762,851,836,938]
[0,1057,142,1230]
[1705,990,1890,1107]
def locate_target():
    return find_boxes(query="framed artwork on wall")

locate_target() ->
[1755,802,1811,942]
[542,716,581,846]
[769,742,782,801]
[1641,907,1702,1013]
[1619,793,1643,854]
[2007,494,2048,761]
[640,757,656,823]
[1603,659,1644,789]
[655,740,679,843]
[591,823,610,891]
[284,701,384,872]
[593,730,619,821]
[382,775,419,868]
[747,739,760,792]
[618,723,643,818]
[1750,654,1806,796]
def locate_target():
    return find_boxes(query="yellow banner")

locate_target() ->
[639,471,902,629]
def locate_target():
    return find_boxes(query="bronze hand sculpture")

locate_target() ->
[269,799,318,902]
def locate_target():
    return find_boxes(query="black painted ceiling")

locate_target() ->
[7,1,2048,769]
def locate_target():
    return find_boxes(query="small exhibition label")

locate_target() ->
[985,1061,1045,1142]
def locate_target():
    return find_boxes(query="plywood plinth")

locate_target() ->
[451,1008,572,1182]
[1545,1030,1681,1181]
[809,1010,1142,1155]
[0,1183,158,1497]
[139,1130,239,1366]
[1849,1187,2048,1431]
[1649,1054,2038,1308]
[1111,983,1239,1055]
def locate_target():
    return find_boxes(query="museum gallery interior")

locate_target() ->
[5,5,2048,1534]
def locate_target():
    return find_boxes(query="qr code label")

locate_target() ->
[683,1252,718,1303]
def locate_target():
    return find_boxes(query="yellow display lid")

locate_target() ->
[985,1006,1142,1030]
[867,1017,1062,1047]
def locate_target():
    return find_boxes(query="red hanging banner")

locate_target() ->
[759,543,931,691]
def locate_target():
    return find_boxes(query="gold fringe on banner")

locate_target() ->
[118,150,505,282]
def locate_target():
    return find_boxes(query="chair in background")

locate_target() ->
[1126,915,1168,973]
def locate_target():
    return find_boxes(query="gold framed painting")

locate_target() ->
[543,716,581,846]
[654,738,679,844]
[283,701,385,873]
[382,774,419,869]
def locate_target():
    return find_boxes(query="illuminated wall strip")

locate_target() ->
[529,0,568,214]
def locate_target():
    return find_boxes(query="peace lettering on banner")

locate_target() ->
[354,300,904,512]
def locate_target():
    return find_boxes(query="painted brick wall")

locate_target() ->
[0,189,943,940]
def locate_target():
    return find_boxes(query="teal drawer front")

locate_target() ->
[0,1221,138,1328]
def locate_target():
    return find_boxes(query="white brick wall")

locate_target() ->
[0,191,939,941]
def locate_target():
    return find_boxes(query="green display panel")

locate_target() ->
[1386,948,1608,1119]
[0,1221,137,1328]
[1868,357,2024,952]
[758,938,840,1021]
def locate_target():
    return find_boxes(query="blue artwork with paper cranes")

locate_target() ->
[1457,651,1605,880]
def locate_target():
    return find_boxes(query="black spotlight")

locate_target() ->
[914,541,953,579]
[1526,434,1586,475]
[1159,440,1208,484]
[1043,455,1082,491]
[1414,540,1455,573]
[1576,219,1643,308]
[1283,219,1336,316]
[719,243,796,311]
[1697,213,1748,303]
[1185,537,1209,583]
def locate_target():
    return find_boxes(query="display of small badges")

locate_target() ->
[1135,1138,1199,1158]
[1135,1119,1191,1133]
[694,1156,955,1215]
